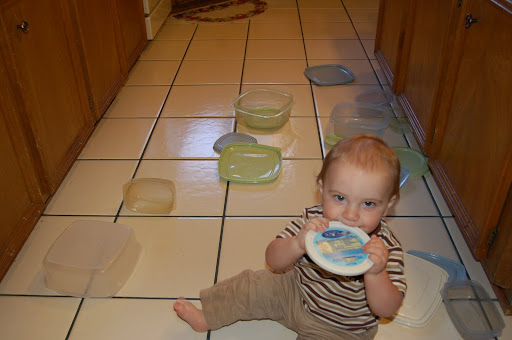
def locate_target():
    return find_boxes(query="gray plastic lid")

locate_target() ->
[304,64,355,86]
[442,280,505,339]
[213,132,257,153]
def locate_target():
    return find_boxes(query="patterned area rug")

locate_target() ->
[172,0,267,22]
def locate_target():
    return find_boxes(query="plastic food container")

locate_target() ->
[442,280,505,339]
[355,88,395,106]
[43,220,141,297]
[329,102,391,138]
[407,250,466,282]
[123,178,176,214]
[213,132,257,154]
[233,89,294,129]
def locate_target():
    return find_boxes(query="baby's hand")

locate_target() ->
[362,235,388,275]
[296,217,329,250]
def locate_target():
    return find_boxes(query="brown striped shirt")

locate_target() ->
[278,205,407,333]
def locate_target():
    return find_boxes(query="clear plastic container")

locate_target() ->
[123,178,176,214]
[329,102,391,138]
[442,280,505,339]
[233,89,294,130]
[43,220,141,297]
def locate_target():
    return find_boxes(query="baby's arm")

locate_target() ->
[265,217,329,272]
[363,235,403,317]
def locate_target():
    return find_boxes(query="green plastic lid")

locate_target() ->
[392,147,429,178]
[218,143,282,183]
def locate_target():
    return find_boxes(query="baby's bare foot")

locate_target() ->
[173,297,209,332]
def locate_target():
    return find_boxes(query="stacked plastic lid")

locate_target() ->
[390,253,448,327]
[407,250,466,282]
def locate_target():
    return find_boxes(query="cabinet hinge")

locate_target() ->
[487,227,499,249]
[88,97,93,111]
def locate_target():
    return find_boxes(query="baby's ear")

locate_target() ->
[317,179,324,195]
[387,194,398,210]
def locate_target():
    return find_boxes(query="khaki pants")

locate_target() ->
[200,269,377,340]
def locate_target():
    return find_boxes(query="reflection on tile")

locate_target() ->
[342,0,380,9]
[139,40,189,60]
[304,40,367,59]
[161,85,239,117]
[217,217,290,281]
[72,298,206,340]
[155,22,197,40]
[298,0,344,9]
[361,39,376,59]
[250,8,300,23]
[243,59,309,84]
[246,40,306,59]
[78,118,155,160]
[371,59,389,85]
[237,117,322,159]
[347,8,379,22]
[0,296,80,340]
[44,160,138,215]
[143,118,234,159]
[353,21,378,39]
[185,40,246,60]
[299,8,350,22]
[225,159,322,216]
[125,61,181,85]
[194,23,248,39]
[115,217,221,298]
[386,217,459,260]
[240,84,315,117]
[119,160,227,216]
[104,86,169,118]
[248,23,302,39]
[175,60,244,85]
[301,22,358,39]
[0,216,114,295]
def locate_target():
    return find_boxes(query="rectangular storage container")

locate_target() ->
[43,220,141,298]
[330,102,391,138]
[441,280,505,339]
[233,89,293,130]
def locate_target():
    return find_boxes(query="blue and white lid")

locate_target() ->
[305,221,373,276]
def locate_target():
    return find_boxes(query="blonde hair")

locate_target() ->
[317,134,401,200]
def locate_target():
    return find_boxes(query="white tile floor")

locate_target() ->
[0,0,510,339]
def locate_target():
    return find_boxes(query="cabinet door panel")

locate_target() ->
[0,0,92,193]
[435,0,512,258]
[72,0,124,119]
[401,0,456,150]
[375,0,409,89]
[115,0,147,73]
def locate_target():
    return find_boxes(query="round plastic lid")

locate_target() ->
[392,147,429,178]
[305,221,373,276]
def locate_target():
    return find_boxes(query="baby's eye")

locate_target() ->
[334,195,345,202]
[363,201,375,207]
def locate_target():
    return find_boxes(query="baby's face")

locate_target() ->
[318,161,396,235]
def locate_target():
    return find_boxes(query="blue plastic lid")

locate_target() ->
[407,250,466,282]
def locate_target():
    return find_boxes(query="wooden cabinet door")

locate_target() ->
[72,0,125,120]
[0,89,44,279]
[430,0,512,259]
[375,0,410,90]
[115,0,147,74]
[399,0,458,152]
[0,0,93,194]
